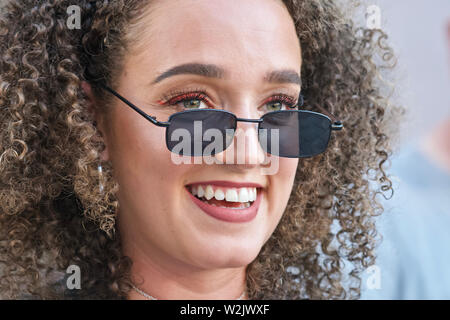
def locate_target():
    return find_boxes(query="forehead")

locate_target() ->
[125,0,302,79]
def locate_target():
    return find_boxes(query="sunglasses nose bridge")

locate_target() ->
[233,118,262,145]
[234,117,263,134]
[214,118,267,166]
[235,117,263,124]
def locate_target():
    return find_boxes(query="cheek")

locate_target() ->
[269,158,298,215]
[274,157,298,190]
[259,157,298,244]
[106,109,187,210]
[279,158,299,184]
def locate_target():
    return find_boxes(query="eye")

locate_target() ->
[159,90,299,112]
[262,94,298,112]
[159,91,214,110]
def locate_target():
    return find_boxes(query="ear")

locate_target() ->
[81,81,110,162]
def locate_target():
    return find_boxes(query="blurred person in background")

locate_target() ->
[361,6,450,299]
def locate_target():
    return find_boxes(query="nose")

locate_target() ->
[213,113,268,167]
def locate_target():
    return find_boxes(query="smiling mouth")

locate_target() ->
[187,184,258,209]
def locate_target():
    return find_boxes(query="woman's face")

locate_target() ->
[98,0,301,270]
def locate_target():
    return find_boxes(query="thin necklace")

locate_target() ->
[131,283,247,300]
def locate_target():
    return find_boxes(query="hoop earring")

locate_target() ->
[98,164,104,193]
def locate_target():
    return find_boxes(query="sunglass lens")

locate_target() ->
[166,110,236,156]
[259,110,332,158]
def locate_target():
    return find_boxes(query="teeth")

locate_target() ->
[190,185,197,196]
[253,188,258,201]
[189,185,258,203]
[197,185,205,198]
[205,185,214,200]
[214,188,225,201]
[238,188,249,202]
[225,189,239,202]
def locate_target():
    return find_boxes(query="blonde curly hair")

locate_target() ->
[0,0,402,299]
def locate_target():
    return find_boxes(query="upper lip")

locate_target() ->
[185,180,265,189]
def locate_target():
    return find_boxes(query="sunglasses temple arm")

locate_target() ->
[315,103,344,131]
[98,83,170,127]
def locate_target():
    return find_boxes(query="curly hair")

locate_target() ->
[0,0,403,299]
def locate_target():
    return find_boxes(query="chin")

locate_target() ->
[190,241,263,269]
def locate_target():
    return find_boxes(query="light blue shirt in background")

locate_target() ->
[360,142,450,299]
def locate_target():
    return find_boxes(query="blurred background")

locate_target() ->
[350,0,450,299]
[363,0,449,143]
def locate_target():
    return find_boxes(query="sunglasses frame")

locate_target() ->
[98,83,344,158]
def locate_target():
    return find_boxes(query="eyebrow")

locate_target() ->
[152,63,301,87]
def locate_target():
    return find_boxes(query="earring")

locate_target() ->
[98,164,104,193]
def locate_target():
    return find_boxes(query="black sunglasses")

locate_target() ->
[97,83,343,158]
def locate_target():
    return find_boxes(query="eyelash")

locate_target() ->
[159,87,213,107]
[265,94,299,109]
[158,87,299,109]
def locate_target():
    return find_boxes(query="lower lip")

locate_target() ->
[185,187,262,223]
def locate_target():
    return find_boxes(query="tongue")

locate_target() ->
[203,198,246,208]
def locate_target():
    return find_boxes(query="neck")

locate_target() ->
[122,235,248,300]
[419,117,450,175]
